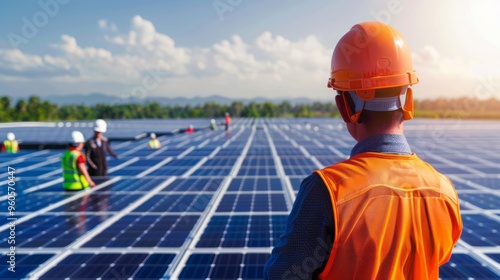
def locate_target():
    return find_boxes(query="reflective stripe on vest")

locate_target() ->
[315,152,462,280]
[4,140,19,153]
[62,150,89,190]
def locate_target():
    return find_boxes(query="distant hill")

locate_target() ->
[13,93,329,106]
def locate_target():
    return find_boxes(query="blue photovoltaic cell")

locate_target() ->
[289,176,304,191]
[162,178,223,192]
[102,178,167,192]
[316,155,346,166]
[459,193,500,209]
[283,166,316,176]
[242,157,275,166]
[10,168,59,177]
[449,180,477,190]
[228,177,282,191]
[0,254,53,279]
[439,253,498,278]
[192,167,232,176]
[467,177,500,190]
[133,194,213,212]
[0,194,65,212]
[487,253,500,263]
[40,253,175,279]
[247,148,272,156]
[128,159,164,166]
[51,194,141,212]
[196,215,287,248]
[280,157,315,166]
[214,148,241,156]
[433,166,474,175]
[0,214,105,248]
[203,157,238,167]
[275,147,303,156]
[148,166,191,176]
[189,148,215,157]
[216,194,287,212]
[2,119,500,279]
[167,157,203,167]
[460,214,500,246]
[108,167,148,176]
[0,178,57,195]
[179,253,269,279]
[237,166,277,176]
[82,215,199,248]
[470,166,500,174]
[305,147,335,156]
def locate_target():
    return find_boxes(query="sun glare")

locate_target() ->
[469,0,500,48]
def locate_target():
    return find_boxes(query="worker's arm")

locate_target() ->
[84,142,98,169]
[105,141,118,159]
[264,173,334,279]
[77,162,95,187]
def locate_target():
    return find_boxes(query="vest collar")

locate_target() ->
[350,134,412,157]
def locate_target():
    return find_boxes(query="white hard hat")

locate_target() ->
[150,133,156,138]
[94,119,107,133]
[71,131,85,143]
[189,124,194,129]
[7,132,15,141]
[211,119,216,123]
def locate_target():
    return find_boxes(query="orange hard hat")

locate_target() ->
[328,22,418,121]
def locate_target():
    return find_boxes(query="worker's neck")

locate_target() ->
[353,123,404,143]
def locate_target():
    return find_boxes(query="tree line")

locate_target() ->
[2,95,500,122]
[0,96,338,122]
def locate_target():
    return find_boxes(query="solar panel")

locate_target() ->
[1,118,499,279]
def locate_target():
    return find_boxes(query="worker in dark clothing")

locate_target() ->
[84,119,118,177]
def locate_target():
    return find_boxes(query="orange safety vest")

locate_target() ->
[315,152,462,280]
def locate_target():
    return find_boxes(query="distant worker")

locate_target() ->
[62,131,95,191]
[148,133,161,149]
[186,124,194,134]
[2,132,19,153]
[224,112,231,133]
[210,119,217,131]
[84,119,118,177]
[265,22,462,279]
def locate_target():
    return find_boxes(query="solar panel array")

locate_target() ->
[1,118,500,279]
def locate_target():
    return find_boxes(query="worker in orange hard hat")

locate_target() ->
[265,22,462,279]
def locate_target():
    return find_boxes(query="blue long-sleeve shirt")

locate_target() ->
[264,134,412,279]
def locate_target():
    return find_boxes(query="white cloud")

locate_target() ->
[5,15,489,100]
[98,19,118,32]
[0,49,75,78]
[98,19,107,29]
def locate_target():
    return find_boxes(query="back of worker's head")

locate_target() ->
[328,22,418,125]
[7,132,15,141]
[69,131,85,148]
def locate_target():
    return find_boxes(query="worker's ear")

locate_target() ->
[335,94,351,123]
[335,92,362,123]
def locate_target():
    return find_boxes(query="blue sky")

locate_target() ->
[1,0,499,101]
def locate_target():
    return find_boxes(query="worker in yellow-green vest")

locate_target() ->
[62,131,96,191]
[2,132,19,153]
[148,133,161,149]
